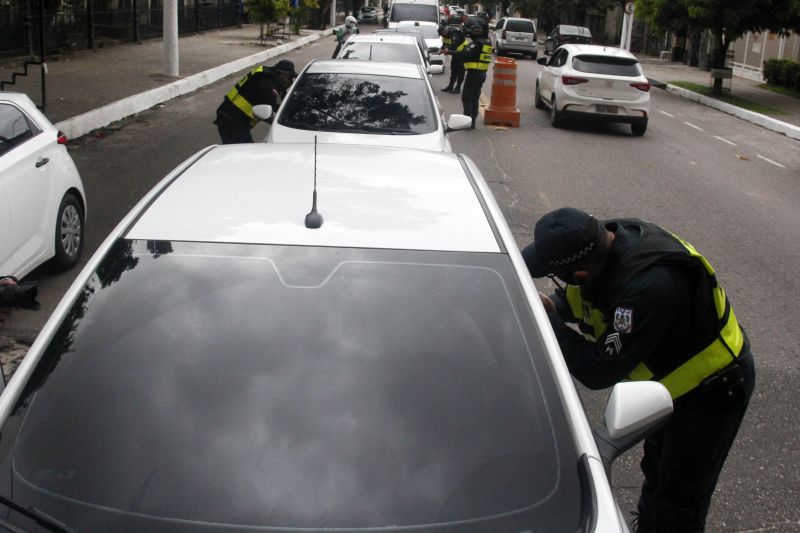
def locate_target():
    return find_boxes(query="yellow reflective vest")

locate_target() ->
[464,39,492,71]
[563,220,745,399]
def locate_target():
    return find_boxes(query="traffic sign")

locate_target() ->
[624,2,634,14]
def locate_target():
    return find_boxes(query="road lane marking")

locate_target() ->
[684,121,704,131]
[757,154,786,168]
[658,110,675,118]
[714,135,737,146]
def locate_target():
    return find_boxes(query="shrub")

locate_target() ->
[763,58,800,91]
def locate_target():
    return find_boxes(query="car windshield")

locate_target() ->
[390,3,438,23]
[0,240,583,531]
[278,72,436,134]
[572,54,642,76]
[506,19,534,32]
[340,40,420,63]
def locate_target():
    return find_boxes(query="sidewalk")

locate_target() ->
[0,24,333,138]
[1,32,799,139]
[640,56,800,138]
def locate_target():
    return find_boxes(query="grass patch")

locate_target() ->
[668,80,789,115]
[758,83,800,100]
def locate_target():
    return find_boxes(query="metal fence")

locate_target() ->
[1,0,242,60]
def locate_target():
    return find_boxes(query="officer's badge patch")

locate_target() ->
[604,333,622,358]
[613,307,633,334]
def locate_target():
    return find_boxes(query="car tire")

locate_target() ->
[51,191,84,271]
[535,82,545,109]
[631,121,648,136]
[550,96,562,127]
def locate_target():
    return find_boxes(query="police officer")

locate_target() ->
[521,207,755,533]
[440,17,466,94]
[332,16,359,58]
[443,18,491,129]
[214,59,297,144]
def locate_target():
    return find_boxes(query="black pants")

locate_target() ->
[461,69,486,127]
[448,56,465,90]
[636,349,755,533]
[215,109,253,144]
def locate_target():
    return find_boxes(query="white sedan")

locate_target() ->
[396,21,446,74]
[264,60,471,151]
[0,92,86,279]
[535,44,651,135]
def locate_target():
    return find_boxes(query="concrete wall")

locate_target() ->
[731,31,800,81]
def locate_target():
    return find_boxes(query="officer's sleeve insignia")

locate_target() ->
[613,307,633,334]
[604,332,622,358]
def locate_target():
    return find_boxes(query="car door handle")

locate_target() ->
[35,157,49,168]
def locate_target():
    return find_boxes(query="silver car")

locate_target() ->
[492,16,538,59]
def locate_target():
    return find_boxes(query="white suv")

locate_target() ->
[0,143,671,532]
[536,44,651,135]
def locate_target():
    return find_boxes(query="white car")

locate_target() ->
[535,44,651,135]
[0,142,672,531]
[0,92,86,279]
[397,20,445,74]
[337,33,429,71]
[492,17,538,59]
[265,60,471,151]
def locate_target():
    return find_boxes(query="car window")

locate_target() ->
[390,3,438,23]
[495,18,505,28]
[403,25,438,39]
[505,19,533,33]
[572,55,642,76]
[340,41,420,63]
[0,103,38,156]
[560,25,579,34]
[278,72,437,134]
[550,48,568,67]
[0,240,583,530]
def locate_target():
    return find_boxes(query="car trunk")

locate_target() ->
[503,20,535,45]
[571,55,645,101]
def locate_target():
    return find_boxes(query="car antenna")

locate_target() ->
[305,136,324,229]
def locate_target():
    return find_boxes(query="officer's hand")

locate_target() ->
[442,48,450,55]
[539,292,556,314]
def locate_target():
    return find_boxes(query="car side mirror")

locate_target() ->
[537,57,548,65]
[593,381,673,479]
[252,104,274,122]
[445,114,472,132]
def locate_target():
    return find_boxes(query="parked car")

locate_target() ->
[265,60,471,151]
[337,33,428,71]
[357,5,379,23]
[535,44,651,135]
[372,26,438,73]
[397,20,445,74]
[492,17,537,58]
[0,141,672,531]
[0,92,86,280]
[545,25,592,55]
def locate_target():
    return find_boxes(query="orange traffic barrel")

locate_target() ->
[484,56,520,127]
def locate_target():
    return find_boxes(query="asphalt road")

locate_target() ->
[4,38,800,531]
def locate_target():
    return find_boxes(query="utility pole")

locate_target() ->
[620,2,634,51]
[164,0,179,76]
[330,0,337,28]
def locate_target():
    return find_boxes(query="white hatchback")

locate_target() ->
[265,60,471,151]
[0,92,86,279]
[535,44,651,135]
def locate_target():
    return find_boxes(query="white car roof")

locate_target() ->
[305,59,423,79]
[127,144,500,253]
[346,33,419,45]
[562,44,639,60]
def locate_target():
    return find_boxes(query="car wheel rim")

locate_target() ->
[60,205,81,258]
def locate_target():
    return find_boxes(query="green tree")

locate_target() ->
[247,0,291,38]
[513,0,620,31]
[636,0,793,93]
[290,0,320,34]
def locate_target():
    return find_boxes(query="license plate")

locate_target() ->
[596,105,618,114]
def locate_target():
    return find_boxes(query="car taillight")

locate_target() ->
[57,130,68,145]
[562,75,588,85]
[631,82,651,92]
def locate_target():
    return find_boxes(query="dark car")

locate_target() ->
[545,24,592,55]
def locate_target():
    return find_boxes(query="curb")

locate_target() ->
[648,77,800,141]
[55,28,335,140]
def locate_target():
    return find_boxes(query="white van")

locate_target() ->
[387,0,439,28]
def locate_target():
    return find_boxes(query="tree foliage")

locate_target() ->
[511,0,622,30]
[290,0,320,34]
[636,0,799,69]
[247,0,291,36]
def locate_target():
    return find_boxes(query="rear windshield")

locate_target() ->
[340,40,420,63]
[401,24,438,39]
[506,19,534,33]
[0,240,583,531]
[560,25,590,36]
[572,54,642,76]
[279,72,436,134]
[390,3,438,23]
